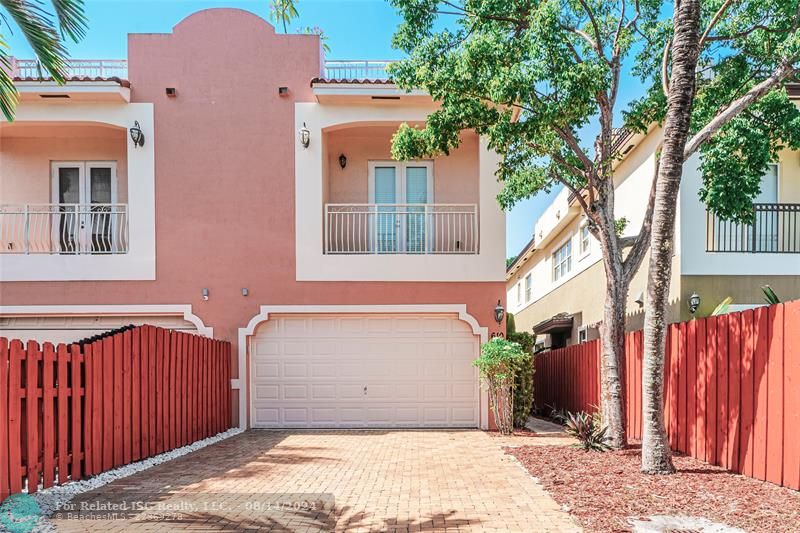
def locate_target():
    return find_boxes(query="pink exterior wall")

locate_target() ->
[0,124,128,204]
[0,9,504,424]
[325,126,479,204]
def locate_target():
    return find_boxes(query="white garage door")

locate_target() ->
[251,313,480,428]
[0,315,198,345]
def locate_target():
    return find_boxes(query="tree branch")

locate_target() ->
[684,59,798,159]
[698,0,736,50]
[577,0,605,59]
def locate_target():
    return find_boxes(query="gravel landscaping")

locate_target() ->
[506,444,800,533]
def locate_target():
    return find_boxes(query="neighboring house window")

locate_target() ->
[578,326,588,343]
[579,224,590,256]
[553,239,572,281]
[525,274,532,302]
[516,282,522,306]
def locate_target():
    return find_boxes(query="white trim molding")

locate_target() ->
[294,103,505,282]
[0,304,213,337]
[237,304,489,431]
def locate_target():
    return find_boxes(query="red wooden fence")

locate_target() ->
[0,325,232,501]
[532,300,800,490]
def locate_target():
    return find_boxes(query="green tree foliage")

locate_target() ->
[1,0,87,121]
[388,0,800,451]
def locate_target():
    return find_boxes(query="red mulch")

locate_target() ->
[506,445,800,532]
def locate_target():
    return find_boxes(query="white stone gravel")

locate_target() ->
[629,514,747,533]
[26,427,243,532]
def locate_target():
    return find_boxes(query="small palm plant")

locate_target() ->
[1,0,88,121]
[564,410,612,452]
[761,285,780,305]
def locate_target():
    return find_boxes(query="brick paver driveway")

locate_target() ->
[51,430,580,532]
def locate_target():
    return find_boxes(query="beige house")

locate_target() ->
[507,89,800,349]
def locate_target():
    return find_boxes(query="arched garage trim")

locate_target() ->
[0,304,213,337]
[237,304,489,430]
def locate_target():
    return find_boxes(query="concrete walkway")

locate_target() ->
[51,430,580,532]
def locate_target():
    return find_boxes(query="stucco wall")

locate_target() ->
[325,126,479,205]
[681,275,800,319]
[0,124,128,204]
[511,252,682,345]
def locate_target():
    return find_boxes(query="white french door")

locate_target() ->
[50,162,118,253]
[368,161,434,253]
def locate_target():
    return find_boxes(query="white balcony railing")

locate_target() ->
[12,59,129,79]
[325,204,478,255]
[0,204,129,254]
[323,60,395,80]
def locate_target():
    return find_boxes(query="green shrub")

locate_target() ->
[506,312,516,336]
[507,331,535,427]
[564,410,612,452]
[473,338,528,434]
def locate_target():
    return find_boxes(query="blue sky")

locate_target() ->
[5,0,644,258]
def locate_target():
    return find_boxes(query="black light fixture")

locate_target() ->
[339,153,347,169]
[129,121,145,148]
[494,300,505,324]
[299,122,310,148]
[688,292,701,314]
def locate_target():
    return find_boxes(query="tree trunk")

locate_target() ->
[599,269,628,449]
[641,0,702,474]
[595,190,629,450]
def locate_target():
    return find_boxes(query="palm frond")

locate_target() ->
[1,0,70,83]
[0,35,19,121]
[50,0,87,42]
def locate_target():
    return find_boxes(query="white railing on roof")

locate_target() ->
[323,60,396,80]
[13,59,128,79]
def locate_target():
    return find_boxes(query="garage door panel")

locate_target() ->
[254,384,279,401]
[310,363,337,377]
[254,362,279,379]
[251,313,479,428]
[282,362,309,377]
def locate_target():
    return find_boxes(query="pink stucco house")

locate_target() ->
[0,9,506,430]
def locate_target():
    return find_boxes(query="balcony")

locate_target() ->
[0,204,129,254]
[325,203,478,254]
[706,203,800,253]
[11,58,129,79]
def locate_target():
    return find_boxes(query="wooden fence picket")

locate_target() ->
[532,301,799,490]
[0,325,231,501]
[42,343,56,489]
[0,339,9,500]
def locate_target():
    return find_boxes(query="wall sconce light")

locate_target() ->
[202,288,209,301]
[299,122,310,148]
[339,154,347,169]
[494,300,505,324]
[634,291,644,307]
[130,121,145,148]
[241,288,249,297]
[688,292,701,314]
